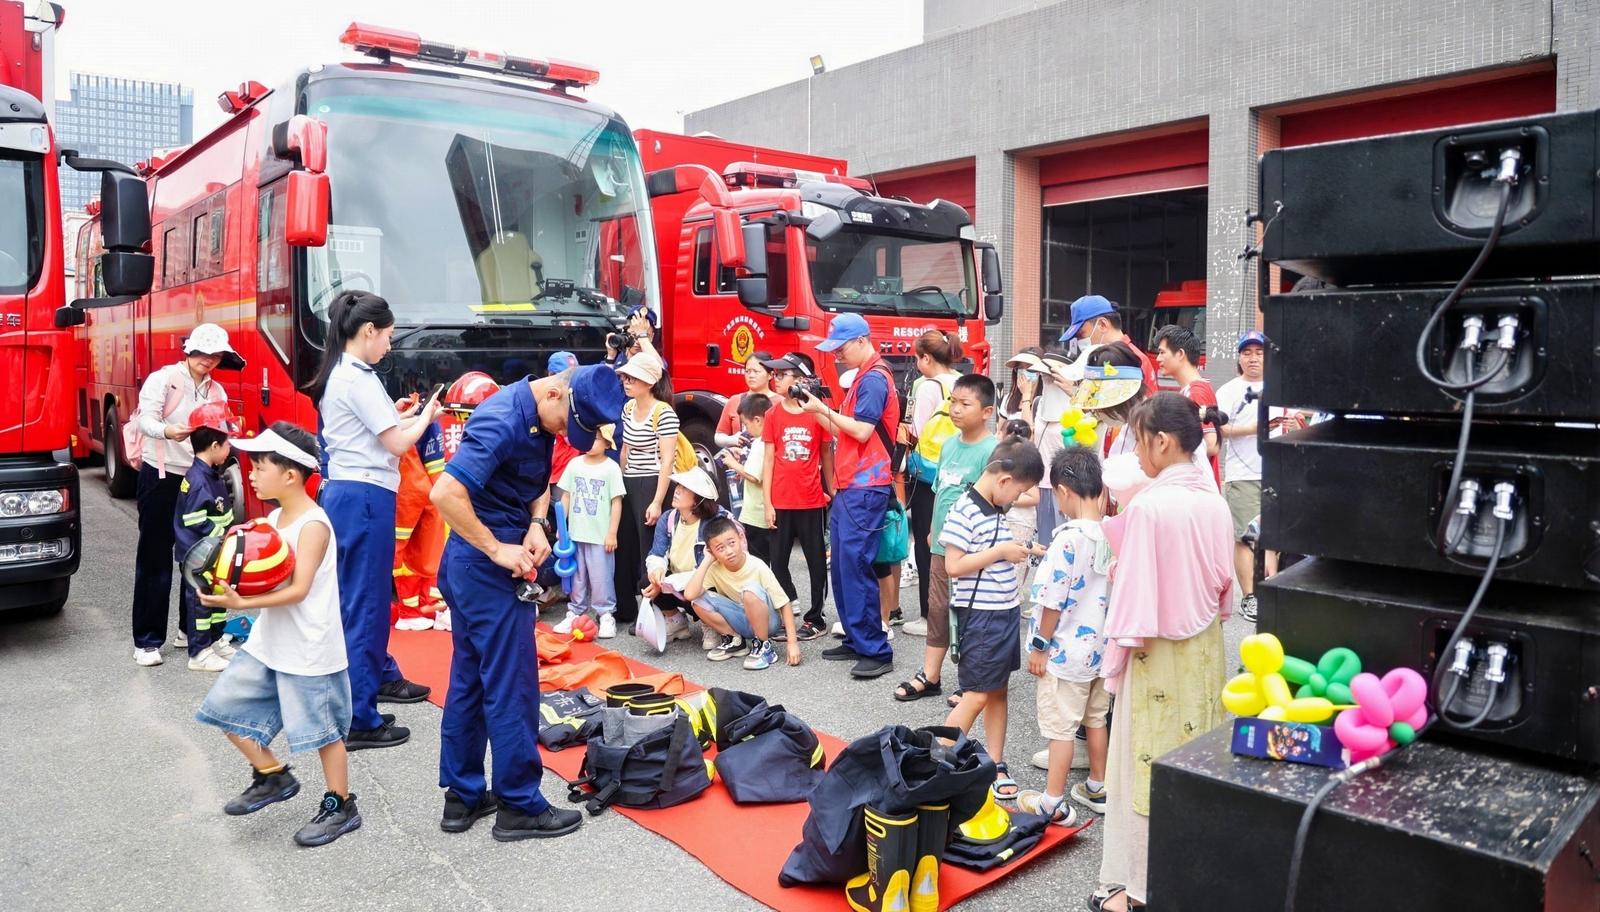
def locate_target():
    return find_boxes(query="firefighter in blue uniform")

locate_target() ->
[173,402,240,673]
[429,363,626,840]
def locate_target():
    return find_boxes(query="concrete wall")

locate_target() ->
[687,0,1599,378]
[923,0,1066,41]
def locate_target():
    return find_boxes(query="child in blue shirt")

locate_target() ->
[173,404,237,672]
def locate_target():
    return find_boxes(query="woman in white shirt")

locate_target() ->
[302,291,440,751]
[901,329,961,635]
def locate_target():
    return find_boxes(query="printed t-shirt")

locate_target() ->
[558,456,626,545]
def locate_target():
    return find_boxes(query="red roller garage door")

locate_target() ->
[1039,123,1209,206]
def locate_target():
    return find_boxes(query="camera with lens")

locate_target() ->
[606,331,634,352]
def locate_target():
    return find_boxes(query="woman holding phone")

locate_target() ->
[303,291,442,751]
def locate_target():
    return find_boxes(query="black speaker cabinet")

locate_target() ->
[1149,727,1600,912]
[1263,419,1600,591]
[1259,108,1600,285]
[1260,558,1600,764]
[1263,281,1600,420]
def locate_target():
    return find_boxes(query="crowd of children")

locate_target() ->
[137,298,1249,901]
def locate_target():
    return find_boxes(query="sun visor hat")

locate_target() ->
[183,323,245,371]
[670,467,719,502]
[1070,359,1144,412]
[762,352,818,379]
[1006,352,1046,372]
[231,428,320,475]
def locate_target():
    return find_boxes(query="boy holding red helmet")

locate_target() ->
[173,402,239,672]
[194,421,361,848]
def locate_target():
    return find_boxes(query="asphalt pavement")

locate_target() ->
[0,470,1251,912]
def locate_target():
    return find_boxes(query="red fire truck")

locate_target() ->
[72,23,664,516]
[637,131,1003,443]
[2,0,153,614]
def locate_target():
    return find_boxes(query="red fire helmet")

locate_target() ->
[181,519,295,597]
[187,402,240,435]
[443,371,500,414]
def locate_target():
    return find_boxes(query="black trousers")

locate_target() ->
[770,507,828,627]
[614,474,659,624]
[908,478,936,619]
[742,522,772,565]
[132,465,183,650]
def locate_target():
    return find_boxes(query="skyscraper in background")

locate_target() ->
[53,72,192,212]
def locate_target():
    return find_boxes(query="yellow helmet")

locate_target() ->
[956,791,1011,844]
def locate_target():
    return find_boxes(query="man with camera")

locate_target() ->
[1216,330,1274,621]
[760,352,835,641]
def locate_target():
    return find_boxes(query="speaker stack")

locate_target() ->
[1147,110,1600,911]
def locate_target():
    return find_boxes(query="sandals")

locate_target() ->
[893,670,943,703]
[991,762,1020,801]
[945,689,966,709]
[1086,887,1144,912]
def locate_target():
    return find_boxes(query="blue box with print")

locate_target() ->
[1230,718,1345,770]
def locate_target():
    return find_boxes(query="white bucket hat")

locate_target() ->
[183,323,245,371]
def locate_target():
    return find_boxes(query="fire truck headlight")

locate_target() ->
[0,488,69,518]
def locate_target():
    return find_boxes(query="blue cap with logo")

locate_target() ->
[817,312,872,352]
[547,351,578,375]
[1059,295,1117,343]
[1237,330,1269,353]
[567,364,626,453]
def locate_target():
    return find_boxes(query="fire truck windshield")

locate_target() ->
[304,83,659,328]
[0,154,43,294]
[807,228,975,319]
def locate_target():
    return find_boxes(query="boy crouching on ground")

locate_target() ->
[683,515,802,670]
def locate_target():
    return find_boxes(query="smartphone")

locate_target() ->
[427,382,447,404]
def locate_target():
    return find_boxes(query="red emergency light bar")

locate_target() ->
[722,161,873,192]
[339,22,600,88]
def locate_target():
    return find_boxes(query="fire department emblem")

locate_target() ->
[730,324,755,364]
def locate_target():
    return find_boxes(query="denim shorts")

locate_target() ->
[195,650,353,753]
[694,588,780,640]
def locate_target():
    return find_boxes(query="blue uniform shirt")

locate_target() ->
[173,460,234,562]
[444,377,554,540]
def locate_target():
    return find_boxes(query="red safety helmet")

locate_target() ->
[443,371,500,414]
[187,402,240,435]
[181,519,295,596]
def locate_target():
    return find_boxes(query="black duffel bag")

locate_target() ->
[567,713,712,815]
[714,699,826,804]
[779,724,997,886]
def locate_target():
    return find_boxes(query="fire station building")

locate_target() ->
[686,0,1599,374]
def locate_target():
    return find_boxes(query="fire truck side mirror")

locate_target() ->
[272,116,328,174]
[285,172,330,247]
[99,171,151,252]
[740,223,768,276]
[980,245,1003,296]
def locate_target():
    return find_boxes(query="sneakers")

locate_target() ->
[293,792,362,847]
[441,789,499,833]
[1032,746,1091,771]
[899,562,918,588]
[902,617,929,637]
[224,765,300,816]
[889,609,904,626]
[551,613,579,635]
[666,612,693,642]
[133,646,163,667]
[1071,781,1108,815]
[345,719,411,751]
[830,621,846,638]
[822,643,860,661]
[212,636,238,659]
[172,631,188,648]
[850,657,894,679]
[597,614,617,639]
[793,621,826,641]
[432,608,452,631]
[395,615,434,631]
[1016,790,1078,827]
[743,639,777,670]
[700,620,721,650]
[492,805,583,841]
[1239,593,1259,623]
[376,678,431,704]
[187,645,230,672]
[708,634,749,662]
[884,621,895,642]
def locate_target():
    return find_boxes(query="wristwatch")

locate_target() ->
[1028,635,1051,653]
[529,516,551,533]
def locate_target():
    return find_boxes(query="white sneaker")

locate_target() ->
[395,616,434,631]
[903,618,928,637]
[883,621,895,642]
[1032,746,1091,770]
[830,621,846,638]
[701,622,721,651]
[187,645,230,672]
[597,614,617,639]
[134,647,163,667]
[666,612,693,642]
[172,631,188,648]
[1016,790,1078,827]
[212,637,238,659]
[899,563,918,588]
[551,614,578,635]
[432,609,453,631]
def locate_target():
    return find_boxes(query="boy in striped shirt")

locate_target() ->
[939,437,1048,801]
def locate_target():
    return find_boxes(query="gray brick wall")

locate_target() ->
[687,0,1598,379]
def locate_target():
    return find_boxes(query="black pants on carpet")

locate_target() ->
[908,478,935,619]
[131,465,183,650]
[770,507,828,628]
[614,474,659,624]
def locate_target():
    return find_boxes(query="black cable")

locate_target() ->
[1430,518,1508,727]
[1413,179,1514,392]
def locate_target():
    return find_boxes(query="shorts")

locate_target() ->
[874,561,897,580]
[1036,675,1112,742]
[694,589,781,640]
[926,558,952,649]
[195,650,352,753]
[1224,480,1262,540]
[954,605,1021,693]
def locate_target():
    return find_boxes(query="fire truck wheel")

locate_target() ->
[105,412,137,499]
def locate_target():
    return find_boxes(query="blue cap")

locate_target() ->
[1059,295,1117,343]
[817,312,871,352]
[627,304,659,329]
[1237,330,1268,353]
[547,351,577,375]
[567,364,626,453]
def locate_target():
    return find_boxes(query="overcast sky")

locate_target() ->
[49,0,921,136]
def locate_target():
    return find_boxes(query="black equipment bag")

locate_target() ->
[567,713,712,815]
[779,725,998,886]
[713,699,826,805]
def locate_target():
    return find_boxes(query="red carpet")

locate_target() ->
[390,627,1089,911]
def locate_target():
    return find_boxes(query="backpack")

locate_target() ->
[567,712,713,814]
[122,366,223,478]
[643,401,698,473]
[708,689,827,805]
[908,375,958,484]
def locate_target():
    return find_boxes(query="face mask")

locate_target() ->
[1063,338,1084,363]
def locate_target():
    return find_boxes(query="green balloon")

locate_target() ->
[1281,656,1316,685]
[1320,648,1362,684]
[1326,682,1354,706]
[1390,722,1416,745]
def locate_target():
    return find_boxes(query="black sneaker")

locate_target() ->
[376,678,431,704]
[794,621,826,642]
[224,765,300,816]
[850,658,894,679]
[1239,594,1259,623]
[492,805,584,842]
[441,789,500,833]
[822,643,861,661]
[293,792,362,847]
[346,719,411,751]
[889,609,904,626]
[381,713,395,724]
